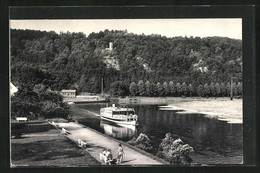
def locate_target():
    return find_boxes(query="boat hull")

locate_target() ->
[101,116,137,125]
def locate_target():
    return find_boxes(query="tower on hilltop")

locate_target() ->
[106,42,113,51]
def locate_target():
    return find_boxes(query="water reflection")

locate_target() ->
[100,120,137,140]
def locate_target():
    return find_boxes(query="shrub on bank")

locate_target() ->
[157,133,194,165]
[127,133,153,152]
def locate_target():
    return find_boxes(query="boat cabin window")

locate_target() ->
[127,111,135,115]
[112,111,135,115]
[112,111,120,115]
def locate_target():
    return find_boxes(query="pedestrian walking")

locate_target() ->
[116,144,125,164]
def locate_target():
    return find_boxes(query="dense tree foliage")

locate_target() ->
[129,82,138,96]
[137,80,145,96]
[109,81,129,96]
[188,84,194,96]
[144,81,151,96]
[157,133,194,165]
[11,29,242,96]
[129,80,242,97]
[11,84,69,120]
[157,82,163,96]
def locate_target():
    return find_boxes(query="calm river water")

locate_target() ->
[75,103,243,164]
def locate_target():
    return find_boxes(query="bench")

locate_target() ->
[50,121,59,127]
[61,128,70,135]
[78,139,87,148]
[16,117,27,122]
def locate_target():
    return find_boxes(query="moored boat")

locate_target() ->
[100,104,138,125]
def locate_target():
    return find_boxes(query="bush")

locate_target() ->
[127,133,153,152]
[157,133,194,165]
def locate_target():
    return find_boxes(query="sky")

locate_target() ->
[10,19,242,40]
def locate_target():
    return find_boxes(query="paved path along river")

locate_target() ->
[53,121,164,165]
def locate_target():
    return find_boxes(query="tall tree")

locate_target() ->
[232,83,238,96]
[204,83,210,97]
[209,82,216,97]
[162,82,169,96]
[197,85,204,97]
[129,82,138,96]
[137,80,145,96]
[144,81,151,96]
[215,83,221,97]
[150,82,156,97]
[181,82,187,96]
[176,83,182,96]
[226,82,231,97]
[237,82,242,96]
[220,82,226,96]
[188,83,194,97]
[168,81,175,96]
[157,82,163,96]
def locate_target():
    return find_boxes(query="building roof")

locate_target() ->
[61,90,76,93]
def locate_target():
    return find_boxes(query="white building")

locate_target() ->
[61,90,76,98]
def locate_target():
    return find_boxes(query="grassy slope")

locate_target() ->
[11,122,100,167]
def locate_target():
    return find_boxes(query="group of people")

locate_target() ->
[99,144,125,165]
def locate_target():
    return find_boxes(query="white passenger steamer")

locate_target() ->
[100,104,138,125]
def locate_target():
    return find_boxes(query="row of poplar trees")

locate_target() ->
[129,80,242,97]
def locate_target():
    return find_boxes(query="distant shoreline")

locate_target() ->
[69,96,242,124]
[117,97,242,124]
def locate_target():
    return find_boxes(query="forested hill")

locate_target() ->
[11,29,242,94]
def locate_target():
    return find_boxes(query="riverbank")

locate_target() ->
[51,121,166,165]
[69,102,242,165]
[11,122,100,167]
[68,105,169,165]
[69,104,100,119]
[118,97,242,124]
[64,95,107,103]
[118,96,180,105]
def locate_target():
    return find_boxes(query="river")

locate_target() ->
[74,103,243,164]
